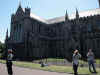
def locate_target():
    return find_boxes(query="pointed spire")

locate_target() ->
[18,0,21,5]
[65,10,69,21]
[6,29,8,41]
[76,8,79,19]
[98,0,100,8]
[18,0,21,8]
[16,1,24,15]
[18,1,22,9]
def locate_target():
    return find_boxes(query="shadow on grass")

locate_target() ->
[68,73,90,75]
[78,74,90,75]
[69,73,98,75]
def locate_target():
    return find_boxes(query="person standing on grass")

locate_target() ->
[6,49,13,75]
[72,49,81,75]
[87,49,97,73]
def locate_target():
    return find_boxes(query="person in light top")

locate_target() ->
[87,49,97,73]
[6,49,13,75]
[72,49,81,75]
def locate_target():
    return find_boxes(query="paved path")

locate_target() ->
[0,63,72,75]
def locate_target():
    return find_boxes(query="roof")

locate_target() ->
[30,13,47,23]
[30,8,100,24]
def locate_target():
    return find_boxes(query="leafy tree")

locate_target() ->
[0,41,6,58]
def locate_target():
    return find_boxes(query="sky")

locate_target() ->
[0,0,99,43]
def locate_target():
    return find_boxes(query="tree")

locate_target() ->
[0,41,6,58]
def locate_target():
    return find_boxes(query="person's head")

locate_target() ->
[8,49,13,54]
[74,49,79,54]
[89,49,92,52]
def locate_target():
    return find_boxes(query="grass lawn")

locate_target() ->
[0,59,100,75]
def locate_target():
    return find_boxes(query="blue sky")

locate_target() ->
[0,0,99,43]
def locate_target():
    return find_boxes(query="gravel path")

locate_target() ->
[0,63,72,75]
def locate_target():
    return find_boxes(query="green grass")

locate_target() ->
[0,59,100,75]
[33,58,65,63]
[96,59,100,64]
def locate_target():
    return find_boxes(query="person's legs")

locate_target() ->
[6,61,11,75]
[9,62,13,75]
[73,64,76,75]
[76,65,78,75]
[91,62,97,73]
[88,61,92,73]
[73,64,78,75]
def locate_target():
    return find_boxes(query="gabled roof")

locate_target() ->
[29,8,100,24]
[46,8,100,24]
[30,13,47,23]
[46,16,65,24]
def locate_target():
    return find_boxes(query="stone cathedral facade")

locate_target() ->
[5,1,100,61]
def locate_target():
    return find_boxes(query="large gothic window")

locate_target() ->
[97,39,100,48]
[13,24,22,42]
[87,24,92,32]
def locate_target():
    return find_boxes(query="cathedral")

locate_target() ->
[5,0,100,61]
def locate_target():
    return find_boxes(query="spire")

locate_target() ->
[5,29,8,42]
[76,8,79,19]
[18,0,21,8]
[18,0,21,5]
[18,1,22,10]
[6,29,8,38]
[65,10,69,21]
[16,1,24,15]
[98,0,100,8]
